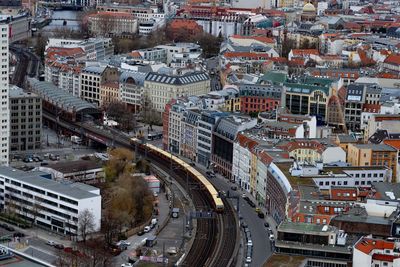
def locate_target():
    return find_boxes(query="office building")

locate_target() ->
[9,86,42,152]
[0,166,101,236]
[0,20,9,165]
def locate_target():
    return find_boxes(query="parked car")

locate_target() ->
[13,232,25,238]
[116,240,131,247]
[46,240,56,246]
[248,201,256,208]
[243,196,250,202]
[144,226,151,233]
[257,212,265,219]
[269,234,275,241]
[241,222,248,229]
[5,225,14,232]
[264,222,270,228]
[137,231,145,236]
[54,244,64,249]
[121,263,133,267]
[230,186,237,191]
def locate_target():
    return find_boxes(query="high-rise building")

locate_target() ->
[0,20,10,165]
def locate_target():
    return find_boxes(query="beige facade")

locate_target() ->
[144,72,210,113]
[100,82,119,108]
[88,12,138,36]
[347,143,398,182]
[80,66,119,106]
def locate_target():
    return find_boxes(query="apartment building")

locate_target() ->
[46,38,114,61]
[80,66,119,106]
[344,84,366,132]
[88,12,138,36]
[0,167,101,236]
[100,82,119,108]
[365,114,400,141]
[197,111,229,168]
[9,86,42,152]
[119,71,146,113]
[238,84,281,114]
[347,143,398,182]
[0,20,9,165]
[144,71,210,113]
[180,109,200,161]
[353,237,400,267]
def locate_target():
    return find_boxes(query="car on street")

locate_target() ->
[248,200,256,208]
[121,263,133,267]
[46,240,56,246]
[243,196,250,202]
[230,186,237,191]
[247,240,253,246]
[269,234,275,241]
[264,222,269,228]
[54,244,64,249]
[257,212,265,219]
[241,222,248,229]
[137,230,145,236]
[144,226,151,233]
[116,240,131,247]
[4,225,14,232]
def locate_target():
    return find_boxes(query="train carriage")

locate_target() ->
[132,138,224,212]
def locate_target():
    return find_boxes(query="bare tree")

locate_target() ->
[78,209,95,243]
[31,197,44,227]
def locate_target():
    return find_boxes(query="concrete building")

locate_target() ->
[344,84,366,132]
[347,143,398,182]
[46,38,114,61]
[119,71,146,113]
[9,86,42,152]
[39,160,104,184]
[0,13,31,43]
[0,166,101,236]
[211,116,257,180]
[144,71,210,113]
[80,66,119,106]
[0,20,9,165]
[88,12,138,36]
[197,111,229,168]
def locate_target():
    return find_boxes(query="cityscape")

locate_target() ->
[0,0,400,266]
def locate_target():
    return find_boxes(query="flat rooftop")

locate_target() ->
[0,166,99,200]
[263,254,306,267]
[0,256,46,266]
[278,221,335,235]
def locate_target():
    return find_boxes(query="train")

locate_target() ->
[131,138,224,213]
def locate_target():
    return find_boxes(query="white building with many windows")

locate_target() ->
[0,20,9,165]
[0,167,101,236]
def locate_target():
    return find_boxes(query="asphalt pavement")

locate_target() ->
[180,160,276,267]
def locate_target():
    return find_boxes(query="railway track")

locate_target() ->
[42,114,238,266]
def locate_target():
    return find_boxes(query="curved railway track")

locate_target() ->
[134,142,237,267]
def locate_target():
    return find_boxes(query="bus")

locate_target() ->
[147,133,163,141]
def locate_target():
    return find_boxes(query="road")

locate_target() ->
[210,176,273,267]
[205,57,222,91]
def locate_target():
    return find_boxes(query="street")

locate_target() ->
[210,176,273,267]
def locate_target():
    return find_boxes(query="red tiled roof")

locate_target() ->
[383,139,400,150]
[372,253,399,262]
[355,238,394,255]
[384,54,400,66]
[289,58,305,66]
[223,52,275,59]
[230,34,275,44]
[291,49,319,56]
[130,51,142,58]
[169,19,202,30]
